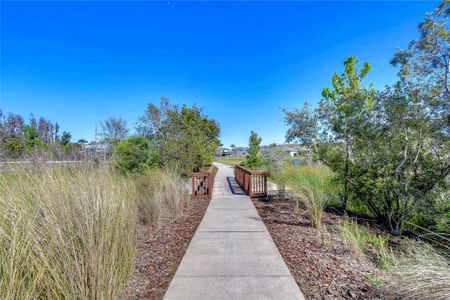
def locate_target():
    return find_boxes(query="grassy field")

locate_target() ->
[215,156,245,166]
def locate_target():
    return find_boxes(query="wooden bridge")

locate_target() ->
[166,163,304,299]
[191,163,269,199]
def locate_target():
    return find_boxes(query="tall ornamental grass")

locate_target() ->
[0,164,135,299]
[284,165,336,227]
[132,168,189,226]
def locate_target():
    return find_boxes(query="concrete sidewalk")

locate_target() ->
[164,163,304,300]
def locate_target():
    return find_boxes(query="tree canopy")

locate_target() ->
[101,117,129,145]
[136,97,221,175]
[283,1,450,234]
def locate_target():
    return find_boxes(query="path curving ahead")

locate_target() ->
[164,163,304,300]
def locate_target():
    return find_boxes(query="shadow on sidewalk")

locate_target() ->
[226,176,246,195]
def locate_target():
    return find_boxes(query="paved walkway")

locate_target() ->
[164,163,304,300]
[212,163,246,197]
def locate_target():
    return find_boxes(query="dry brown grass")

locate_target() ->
[388,241,450,300]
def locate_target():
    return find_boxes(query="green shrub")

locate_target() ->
[5,137,22,158]
[408,188,450,233]
[114,136,157,173]
[137,99,221,176]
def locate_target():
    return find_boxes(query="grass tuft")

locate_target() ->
[283,165,336,228]
[388,241,450,300]
[341,217,396,269]
[132,168,189,226]
[0,164,135,299]
[341,217,368,254]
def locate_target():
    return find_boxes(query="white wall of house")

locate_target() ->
[287,151,298,157]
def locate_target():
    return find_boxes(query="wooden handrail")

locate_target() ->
[235,164,268,198]
[191,164,215,200]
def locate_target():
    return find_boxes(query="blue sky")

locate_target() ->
[1,1,439,147]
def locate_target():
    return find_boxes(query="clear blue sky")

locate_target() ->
[1,1,439,147]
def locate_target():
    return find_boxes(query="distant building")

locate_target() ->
[215,146,248,157]
[260,144,309,158]
[284,147,299,157]
[232,147,248,157]
[216,147,232,157]
[80,142,110,161]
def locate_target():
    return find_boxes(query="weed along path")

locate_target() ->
[164,163,304,300]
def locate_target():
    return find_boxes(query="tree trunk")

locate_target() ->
[342,138,349,212]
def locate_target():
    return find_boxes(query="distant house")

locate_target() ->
[216,147,232,157]
[284,147,299,157]
[232,147,248,157]
[260,144,309,158]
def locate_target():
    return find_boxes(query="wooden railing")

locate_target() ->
[191,164,215,200]
[235,165,269,198]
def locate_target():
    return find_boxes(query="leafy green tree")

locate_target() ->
[353,2,449,234]
[77,139,88,144]
[101,117,128,145]
[60,131,72,146]
[114,136,158,173]
[136,96,168,138]
[23,125,42,153]
[317,56,376,211]
[343,79,448,234]
[246,131,262,169]
[284,102,318,147]
[283,1,450,234]
[136,97,221,175]
[287,57,377,210]
[391,0,449,130]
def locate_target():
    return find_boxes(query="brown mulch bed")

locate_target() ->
[121,198,210,300]
[253,199,389,300]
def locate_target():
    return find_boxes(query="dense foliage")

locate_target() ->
[0,98,220,176]
[136,97,221,175]
[284,1,450,235]
[0,111,78,159]
[114,136,158,173]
